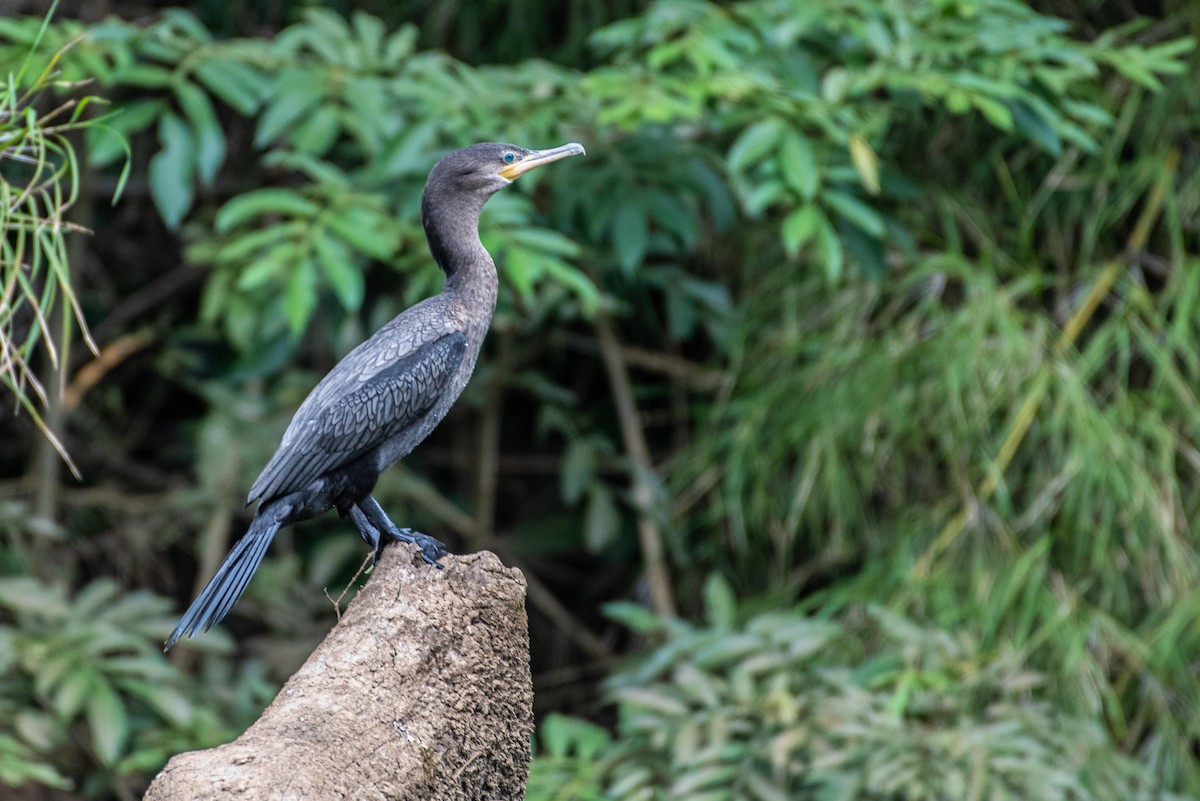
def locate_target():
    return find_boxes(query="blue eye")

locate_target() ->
[503,152,515,163]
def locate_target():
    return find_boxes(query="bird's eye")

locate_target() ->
[503,152,516,164]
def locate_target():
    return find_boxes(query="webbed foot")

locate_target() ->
[349,505,386,564]
[356,494,449,567]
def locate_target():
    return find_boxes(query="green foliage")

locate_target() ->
[528,714,614,801]
[670,31,1200,789]
[529,595,1182,801]
[586,0,1190,279]
[0,3,128,469]
[0,577,269,794]
[0,2,1198,798]
[0,8,610,356]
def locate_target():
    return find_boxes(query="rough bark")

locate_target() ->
[144,549,533,801]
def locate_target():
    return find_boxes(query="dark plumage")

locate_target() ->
[166,141,585,650]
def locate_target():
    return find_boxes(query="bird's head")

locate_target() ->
[427,142,586,198]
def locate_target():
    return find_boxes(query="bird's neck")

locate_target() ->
[421,194,498,306]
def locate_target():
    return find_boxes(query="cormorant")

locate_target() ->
[166,142,585,650]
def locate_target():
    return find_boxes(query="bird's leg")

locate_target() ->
[357,494,448,568]
[348,505,386,564]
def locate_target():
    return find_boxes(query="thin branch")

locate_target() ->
[592,313,676,618]
[555,330,726,391]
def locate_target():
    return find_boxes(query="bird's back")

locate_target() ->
[247,293,476,506]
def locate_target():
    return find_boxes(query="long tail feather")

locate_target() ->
[165,516,280,650]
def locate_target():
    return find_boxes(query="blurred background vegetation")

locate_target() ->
[1,0,1199,798]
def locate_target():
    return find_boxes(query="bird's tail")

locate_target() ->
[165,515,281,650]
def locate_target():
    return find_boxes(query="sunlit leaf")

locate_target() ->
[782,204,821,257]
[780,130,819,200]
[848,134,880,195]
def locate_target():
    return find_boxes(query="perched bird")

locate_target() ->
[166,142,585,650]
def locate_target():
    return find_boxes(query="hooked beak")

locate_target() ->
[499,142,586,180]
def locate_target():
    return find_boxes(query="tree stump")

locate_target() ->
[144,549,533,801]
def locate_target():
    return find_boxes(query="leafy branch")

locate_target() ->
[0,3,128,471]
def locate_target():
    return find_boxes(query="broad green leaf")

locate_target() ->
[742,179,786,216]
[611,204,648,274]
[503,246,537,301]
[673,662,721,708]
[53,669,91,719]
[263,150,352,187]
[703,573,737,629]
[255,68,327,147]
[86,682,127,766]
[0,578,69,617]
[670,765,738,795]
[613,687,689,716]
[111,63,172,88]
[127,682,194,727]
[236,245,292,291]
[15,710,57,751]
[782,205,821,257]
[746,771,790,801]
[728,117,785,173]
[328,206,398,260]
[217,222,302,263]
[779,130,819,200]
[289,104,341,156]
[1008,98,1061,155]
[816,213,843,282]
[821,189,885,237]
[285,257,318,334]
[173,80,225,185]
[377,119,439,177]
[509,227,582,259]
[161,8,212,43]
[342,75,392,154]
[313,229,363,310]
[603,601,665,633]
[215,189,321,233]
[972,95,1014,132]
[538,257,601,315]
[693,633,764,668]
[352,10,386,62]
[383,25,418,66]
[538,714,611,760]
[148,112,195,229]
[194,59,262,115]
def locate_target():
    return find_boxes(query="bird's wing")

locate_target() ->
[248,331,467,504]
